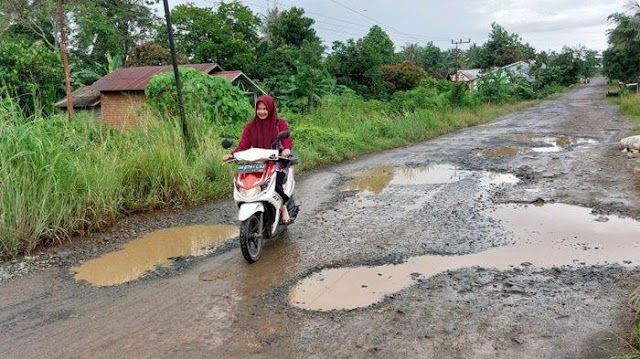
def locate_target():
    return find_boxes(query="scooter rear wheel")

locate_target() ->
[240,213,262,263]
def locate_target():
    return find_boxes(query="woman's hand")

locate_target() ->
[281,149,291,157]
[222,153,234,161]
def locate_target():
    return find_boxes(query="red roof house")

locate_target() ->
[56,63,265,128]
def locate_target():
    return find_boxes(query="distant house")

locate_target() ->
[447,69,483,91]
[501,60,534,82]
[55,63,265,128]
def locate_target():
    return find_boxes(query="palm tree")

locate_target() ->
[607,1,640,85]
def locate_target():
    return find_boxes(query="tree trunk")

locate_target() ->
[57,0,74,120]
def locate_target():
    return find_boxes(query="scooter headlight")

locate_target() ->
[239,186,261,199]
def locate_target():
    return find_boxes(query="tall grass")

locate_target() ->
[0,103,231,257]
[618,94,640,129]
[614,94,640,359]
[0,94,537,258]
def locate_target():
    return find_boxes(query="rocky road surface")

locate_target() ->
[1,77,640,359]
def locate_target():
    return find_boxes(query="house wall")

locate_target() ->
[101,91,146,128]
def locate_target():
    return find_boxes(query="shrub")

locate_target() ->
[145,68,252,125]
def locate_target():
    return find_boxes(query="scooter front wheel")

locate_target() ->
[240,213,262,263]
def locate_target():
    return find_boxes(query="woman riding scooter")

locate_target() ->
[222,95,293,224]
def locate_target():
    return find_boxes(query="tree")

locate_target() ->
[279,42,335,114]
[68,0,157,75]
[476,23,534,68]
[381,60,425,91]
[265,6,321,49]
[604,2,640,83]
[327,26,398,99]
[161,2,260,74]
[400,42,448,79]
[0,0,58,49]
[255,5,329,107]
[0,39,63,117]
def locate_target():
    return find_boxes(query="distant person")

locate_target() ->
[222,95,293,223]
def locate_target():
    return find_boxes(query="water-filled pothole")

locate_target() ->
[530,136,597,153]
[71,225,238,287]
[479,146,528,157]
[342,165,517,194]
[288,203,640,311]
[479,136,598,157]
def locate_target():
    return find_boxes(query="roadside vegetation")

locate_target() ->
[0,0,609,259]
[615,92,640,359]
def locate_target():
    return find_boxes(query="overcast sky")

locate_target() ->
[164,0,632,53]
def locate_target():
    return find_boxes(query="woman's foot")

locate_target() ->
[280,205,291,225]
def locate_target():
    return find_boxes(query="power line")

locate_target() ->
[325,0,449,43]
[192,0,457,45]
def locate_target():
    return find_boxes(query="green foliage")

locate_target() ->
[280,64,335,114]
[327,25,398,99]
[400,42,449,79]
[265,7,322,49]
[163,2,259,74]
[389,83,448,113]
[0,39,63,116]
[475,23,535,68]
[605,8,640,83]
[476,69,513,103]
[68,0,156,77]
[0,0,58,49]
[449,81,478,108]
[145,68,252,125]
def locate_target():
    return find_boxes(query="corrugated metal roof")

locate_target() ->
[54,85,101,108]
[214,70,242,82]
[92,63,221,92]
[460,69,483,81]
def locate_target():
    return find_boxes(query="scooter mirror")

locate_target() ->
[221,138,234,149]
[277,130,290,141]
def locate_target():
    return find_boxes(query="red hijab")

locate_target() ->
[250,95,280,149]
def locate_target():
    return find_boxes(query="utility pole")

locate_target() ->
[451,38,471,76]
[56,0,74,121]
[162,0,189,145]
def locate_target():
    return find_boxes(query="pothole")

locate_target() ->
[530,136,598,153]
[71,225,238,287]
[479,136,598,157]
[288,203,640,311]
[341,165,517,194]
[479,146,528,157]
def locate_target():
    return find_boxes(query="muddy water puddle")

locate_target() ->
[479,136,597,157]
[71,225,238,286]
[342,165,518,194]
[199,233,302,297]
[289,203,640,311]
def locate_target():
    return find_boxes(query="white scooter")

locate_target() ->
[222,131,299,263]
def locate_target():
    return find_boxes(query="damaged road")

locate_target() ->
[1,76,640,358]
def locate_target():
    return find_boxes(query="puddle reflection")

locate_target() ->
[342,165,472,194]
[289,203,640,311]
[71,225,238,287]
[480,136,598,156]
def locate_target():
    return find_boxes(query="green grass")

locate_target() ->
[617,94,640,130]
[0,95,538,259]
[618,285,640,358]
[614,94,640,358]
